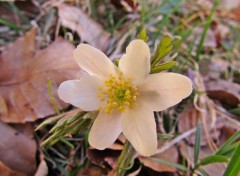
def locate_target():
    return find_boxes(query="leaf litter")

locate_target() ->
[0,0,240,175]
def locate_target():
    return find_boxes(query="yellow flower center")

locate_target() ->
[97,72,140,114]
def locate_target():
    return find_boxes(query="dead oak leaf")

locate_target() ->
[0,28,82,123]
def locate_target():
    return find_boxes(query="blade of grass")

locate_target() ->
[195,0,219,62]
[198,155,229,166]
[215,131,240,155]
[48,79,60,115]
[150,157,188,171]
[223,143,240,176]
[194,123,201,166]
[0,18,24,31]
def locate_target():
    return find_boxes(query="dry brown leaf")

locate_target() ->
[0,121,36,175]
[139,146,178,173]
[57,3,110,51]
[87,148,120,170]
[0,28,82,123]
[179,142,226,176]
[34,154,48,176]
[205,80,240,107]
[178,105,223,146]
[77,167,106,176]
[0,161,27,176]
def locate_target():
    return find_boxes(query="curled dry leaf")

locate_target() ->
[205,80,240,108]
[0,28,82,123]
[0,121,36,175]
[57,3,110,51]
[139,146,178,173]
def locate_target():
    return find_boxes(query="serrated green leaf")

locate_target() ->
[150,61,176,73]
[223,143,240,176]
[151,35,173,66]
[199,155,229,166]
[137,28,148,42]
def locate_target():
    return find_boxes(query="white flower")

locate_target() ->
[58,40,192,156]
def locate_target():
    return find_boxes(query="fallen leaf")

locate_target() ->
[0,28,82,123]
[77,167,106,176]
[179,142,226,176]
[0,95,8,117]
[34,154,48,176]
[205,80,240,108]
[0,161,27,176]
[139,146,178,173]
[0,121,36,175]
[220,0,240,10]
[87,149,120,170]
[178,105,223,146]
[57,3,110,51]
[126,165,142,176]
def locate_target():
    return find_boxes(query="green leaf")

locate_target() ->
[194,123,201,166]
[172,36,182,52]
[199,155,229,166]
[150,61,176,73]
[229,107,240,116]
[150,157,188,171]
[0,18,25,31]
[157,133,175,139]
[223,143,240,176]
[48,79,60,115]
[35,114,64,131]
[195,0,219,61]
[216,131,240,156]
[197,168,210,176]
[137,28,148,42]
[151,35,173,66]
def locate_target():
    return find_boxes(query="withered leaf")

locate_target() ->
[0,161,27,176]
[139,146,178,173]
[0,28,82,123]
[0,121,36,175]
[57,3,110,51]
[178,105,223,146]
[179,142,226,176]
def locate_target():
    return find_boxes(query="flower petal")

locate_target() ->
[73,44,117,79]
[119,39,151,84]
[139,73,193,111]
[58,76,103,111]
[89,111,122,150]
[122,102,157,156]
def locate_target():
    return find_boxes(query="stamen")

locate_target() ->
[96,72,140,113]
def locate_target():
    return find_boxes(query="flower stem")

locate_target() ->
[116,140,136,176]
